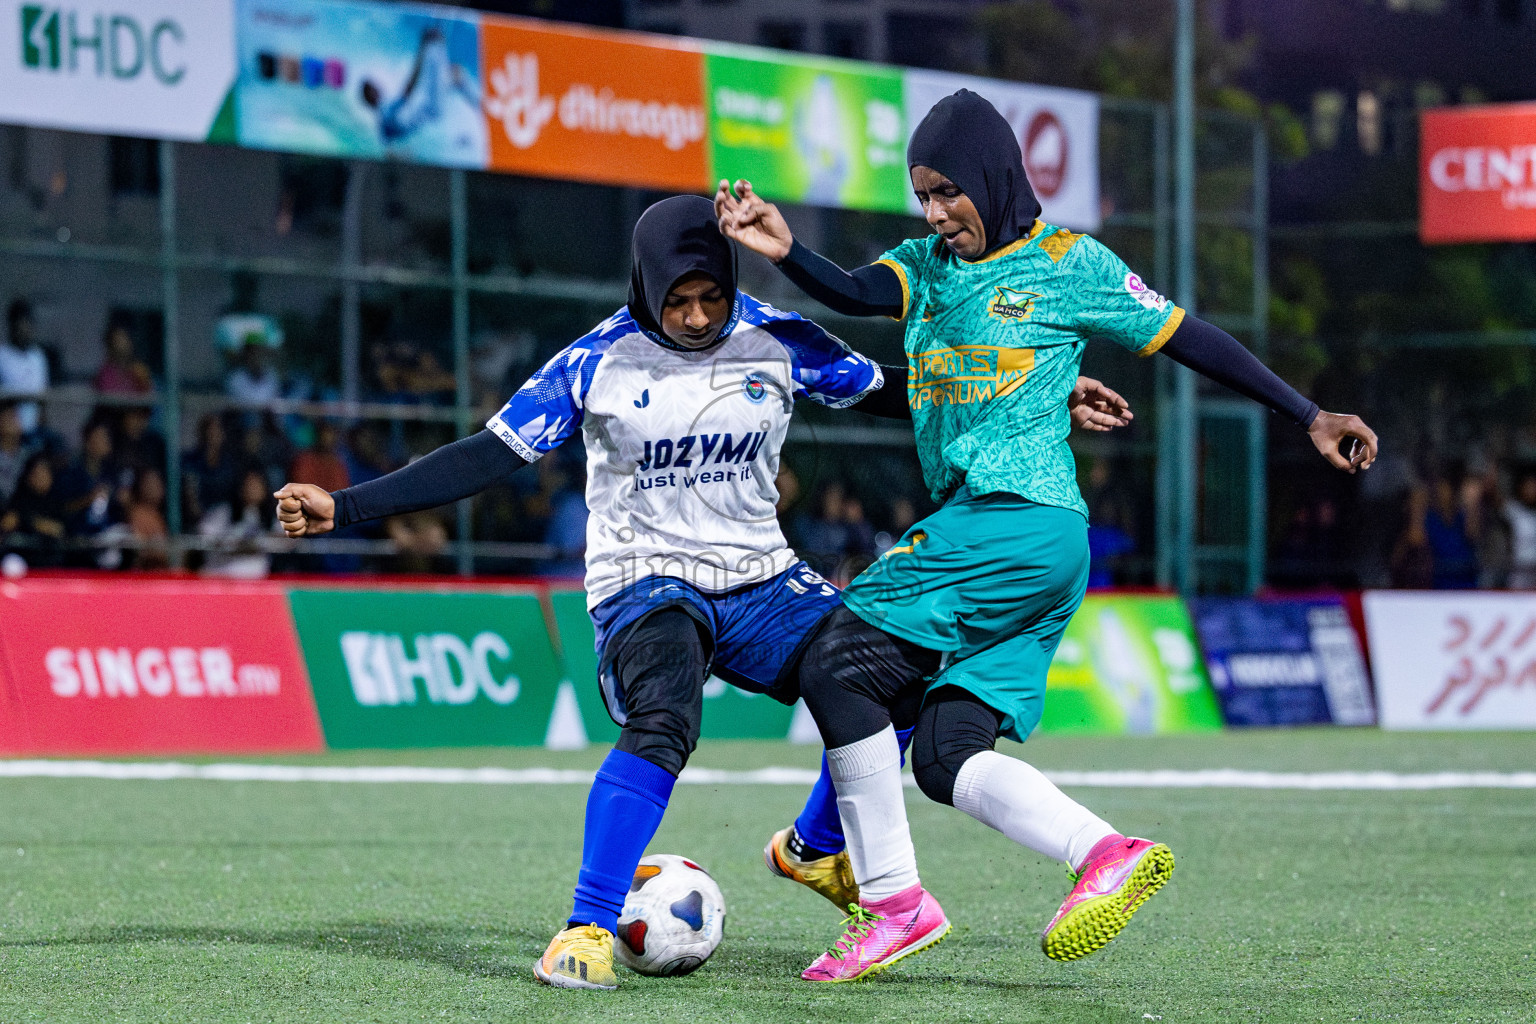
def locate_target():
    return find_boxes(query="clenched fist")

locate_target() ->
[274,483,336,538]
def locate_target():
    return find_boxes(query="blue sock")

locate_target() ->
[793,726,915,857]
[568,749,676,933]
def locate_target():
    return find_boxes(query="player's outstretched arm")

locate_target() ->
[1159,315,1377,473]
[715,179,904,318]
[273,429,528,539]
[1069,376,1133,432]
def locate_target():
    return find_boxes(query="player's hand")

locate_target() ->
[274,483,335,537]
[714,179,794,262]
[1068,376,1134,432]
[1308,411,1378,473]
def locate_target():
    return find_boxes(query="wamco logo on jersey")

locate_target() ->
[20,5,187,84]
[339,631,521,708]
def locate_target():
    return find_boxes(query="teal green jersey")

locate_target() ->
[877,222,1184,515]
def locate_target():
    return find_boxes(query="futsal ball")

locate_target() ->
[614,854,725,977]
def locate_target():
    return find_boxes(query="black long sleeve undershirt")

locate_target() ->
[775,239,906,318]
[855,364,911,420]
[332,429,527,529]
[1161,315,1319,427]
[777,236,1317,429]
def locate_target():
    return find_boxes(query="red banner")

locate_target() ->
[1420,103,1536,244]
[0,579,324,755]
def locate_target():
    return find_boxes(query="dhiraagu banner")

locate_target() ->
[1039,594,1223,735]
[704,46,907,213]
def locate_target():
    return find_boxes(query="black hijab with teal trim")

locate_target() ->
[628,195,738,349]
[907,89,1042,257]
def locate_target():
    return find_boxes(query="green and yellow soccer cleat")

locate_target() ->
[764,825,860,912]
[1041,836,1175,962]
[533,924,620,990]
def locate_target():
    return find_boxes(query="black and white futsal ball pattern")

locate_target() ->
[614,854,726,977]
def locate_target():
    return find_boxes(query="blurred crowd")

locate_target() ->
[6,289,1536,591]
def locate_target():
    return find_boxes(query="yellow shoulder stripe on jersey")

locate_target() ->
[1038,228,1082,263]
[970,220,1045,265]
[885,529,928,556]
[874,259,910,321]
[1138,306,1186,357]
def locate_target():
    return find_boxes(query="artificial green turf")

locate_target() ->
[1,731,1533,1023]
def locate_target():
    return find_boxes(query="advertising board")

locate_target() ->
[480,18,707,191]
[1362,590,1536,730]
[1039,593,1223,735]
[904,70,1101,232]
[288,586,567,748]
[1421,103,1536,245]
[235,0,486,166]
[0,578,322,754]
[1193,596,1376,727]
[705,47,908,213]
[0,0,236,141]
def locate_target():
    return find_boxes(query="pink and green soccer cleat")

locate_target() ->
[801,885,950,983]
[1040,835,1174,962]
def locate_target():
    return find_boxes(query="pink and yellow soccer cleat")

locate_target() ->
[801,885,950,983]
[1040,835,1174,962]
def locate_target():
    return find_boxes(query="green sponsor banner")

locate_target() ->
[289,588,565,748]
[704,48,907,213]
[548,587,797,742]
[548,588,621,747]
[1040,594,1223,735]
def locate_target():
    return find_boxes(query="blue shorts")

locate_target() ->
[590,563,841,726]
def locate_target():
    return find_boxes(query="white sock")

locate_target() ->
[825,725,920,901]
[951,750,1116,868]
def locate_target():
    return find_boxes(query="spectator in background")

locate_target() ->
[1424,476,1477,589]
[1389,485,1434,589]
[1461,469,1510,590]
[182,414,239,526]
[344,423,393,486]
[794,481,850,577]
[289,420,350,494]
[198,466,277,579]
[236,414,294,493]
[0,453,65,566]
[226,340,282,405]
[0,401,35,506]
[57,418,119,550]
[385,510,450,574]
[104,467,169,571]
[1506,471,1536,589]
[0,299,48,439]
[93,322,152,396]
[111,406,167,505]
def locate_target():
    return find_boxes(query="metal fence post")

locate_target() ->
[1248,122,1270,593]
[1153,102,1174,589]
[158,140,182,562]
[451,168,473,577]
[1172,0,1198,594]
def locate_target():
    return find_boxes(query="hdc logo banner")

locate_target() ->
[0,578,323,754]
[288,587,568,748]
[1421,103,1536,244]
[1362,591,1536,730]
[0,0,235,140]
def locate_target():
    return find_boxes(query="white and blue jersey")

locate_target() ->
[487,293,884,609]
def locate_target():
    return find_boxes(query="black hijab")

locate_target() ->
[907,89,1042,258]
[627,195,738,349]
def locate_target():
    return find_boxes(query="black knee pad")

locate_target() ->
[610,607,712,776]
[910,686,1003,805]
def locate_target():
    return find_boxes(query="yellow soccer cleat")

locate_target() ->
[533,924,620,990]
[764,825,860,912]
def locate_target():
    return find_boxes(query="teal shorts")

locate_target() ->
[841,487,1089,743]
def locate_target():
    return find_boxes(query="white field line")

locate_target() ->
[0,761,1533,790]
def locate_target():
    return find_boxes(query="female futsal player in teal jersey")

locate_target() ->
[720,89,1379,978]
